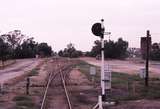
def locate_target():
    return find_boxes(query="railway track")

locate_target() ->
[40,60,75,109]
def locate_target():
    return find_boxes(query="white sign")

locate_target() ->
[139,68,146,78]
[90,67,96,76]
[104,64,111,89]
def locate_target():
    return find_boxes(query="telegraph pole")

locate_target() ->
[145,30,150,87]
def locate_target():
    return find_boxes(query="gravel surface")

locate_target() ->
[0,59,41,83]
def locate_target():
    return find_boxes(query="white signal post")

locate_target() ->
[101,37,105,95]
[92,19,112,109]
[101,19,105,97]
[92,19,111,109]
[101,19,111,100]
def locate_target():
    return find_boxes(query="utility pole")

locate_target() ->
[145,30,150,87]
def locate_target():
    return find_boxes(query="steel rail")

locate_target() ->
[60,70,72,109]
[40,68,61,109]
[40,63,73,109]
[40,71,53,109]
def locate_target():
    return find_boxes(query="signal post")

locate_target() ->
[92,19,113,109]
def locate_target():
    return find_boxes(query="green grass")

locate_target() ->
[75,60,160,101]
[75,60,100,82]
[28,68,39,77]
[13,95,36,109]
[13,95,32,101]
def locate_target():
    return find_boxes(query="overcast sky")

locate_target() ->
[0,0,160,51]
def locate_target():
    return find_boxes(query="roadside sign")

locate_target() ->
[90,67,96,76]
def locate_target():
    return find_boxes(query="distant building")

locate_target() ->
[140,37,152,59]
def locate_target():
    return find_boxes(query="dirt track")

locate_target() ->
[80,57,160,77]
[0,59,41,83]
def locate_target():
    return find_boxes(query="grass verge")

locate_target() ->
[75,60,160,101]
[13,95,36,109]
[28,68,40,77]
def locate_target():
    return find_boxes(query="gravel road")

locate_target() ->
[0,59,41,83]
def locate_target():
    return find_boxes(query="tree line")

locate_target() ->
[1,30,160,61]
[86,38,160,61]
[58,38,129,59]
[0,30,52,62]
[58,43,82,58]
[86,38,129,59]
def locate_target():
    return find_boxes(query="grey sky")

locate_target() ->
[0,0,160,51]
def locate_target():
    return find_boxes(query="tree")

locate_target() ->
[150,43,160,60]
[58,50,63,57]
[0,30,53,59]
[15,37,38,58]
[0,37,10,67]
[152,43,159,50]
[66,43,77,58]
[90,40,101,57]
[90,38,128,59]
[114,38,128,58]
[2,30,24,49]
[58,43,82,58]
[37,43,52,57]
[2,30,25,58]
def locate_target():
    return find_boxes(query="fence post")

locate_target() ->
[0,82,3,94]
[26,77,30,95]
